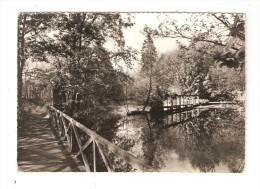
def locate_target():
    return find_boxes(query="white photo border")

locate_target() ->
[0,1,259,189]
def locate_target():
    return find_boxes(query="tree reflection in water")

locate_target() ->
[97,108,244,172]
[144,108,245,172]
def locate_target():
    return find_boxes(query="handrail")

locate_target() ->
[164,95,201,110]
[49,106,153,172]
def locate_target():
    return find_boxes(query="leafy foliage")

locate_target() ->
[139,26,158,110]
[156,13,245,70]
[141,26,158,76]
[18,13,137,129]
[17,13,55,112]
[150,13,245,101]
[47,13,136,129]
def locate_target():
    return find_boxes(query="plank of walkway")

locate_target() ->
[17,114,83,172]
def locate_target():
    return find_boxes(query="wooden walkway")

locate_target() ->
[17,114,83,172]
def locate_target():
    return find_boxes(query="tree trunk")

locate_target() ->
[17,14,27,111]
[17,70,24,108]
[142,76,152,112]
[125,83,128,112]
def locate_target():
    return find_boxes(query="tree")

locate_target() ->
[140,26,158,111]
[152,13,245,101]
[153,41,245,101]
[17,13,54,111]
[17,13,137,129]
[207,63,245,101]
[156,13,245,71]
[50,13,135,129]
[153,41,214,98]
[22,65,53,100]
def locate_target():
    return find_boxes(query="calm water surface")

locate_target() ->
[98,107,245,172]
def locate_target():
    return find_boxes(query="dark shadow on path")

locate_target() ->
[17,113,82,172]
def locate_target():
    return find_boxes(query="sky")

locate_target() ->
[123,13,179,53]
[118,13,183,74]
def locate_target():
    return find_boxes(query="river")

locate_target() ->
[96,106,245,172]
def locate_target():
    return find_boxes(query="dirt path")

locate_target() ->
[17,114,82,172]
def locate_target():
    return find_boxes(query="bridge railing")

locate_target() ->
[164,95,201,110]
[49,106,153,172]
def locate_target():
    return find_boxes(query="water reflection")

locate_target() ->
[102,108,245,172]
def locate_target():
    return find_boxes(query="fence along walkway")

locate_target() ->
[49,106,153,172]
[17,114,82,172]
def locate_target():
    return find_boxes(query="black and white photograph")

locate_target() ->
[0,1,260,189]
[17,12,245,172]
